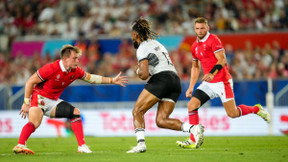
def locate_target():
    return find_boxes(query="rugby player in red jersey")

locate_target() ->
[176,17,271,149]
[12,45,128,154]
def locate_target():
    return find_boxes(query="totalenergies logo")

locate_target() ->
[100,109,230,132]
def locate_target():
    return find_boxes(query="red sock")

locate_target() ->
[237,104,259,116]
[18,122,36,145]
[71,118,85,146]
[189,110,199,142]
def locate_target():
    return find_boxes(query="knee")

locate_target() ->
[155,117,166,128]
[132,107,144,117]
[74,108,81,115]
[71,108,81,119]
[28,107,43,128]
[187,101,199,111]
[227,111,239,118]
[55,101,80,119]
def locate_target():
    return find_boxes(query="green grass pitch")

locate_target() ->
[0,136,287,162]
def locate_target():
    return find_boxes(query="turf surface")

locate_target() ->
[0,136,287,162]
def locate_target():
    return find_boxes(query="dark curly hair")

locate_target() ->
[131,17,159,42]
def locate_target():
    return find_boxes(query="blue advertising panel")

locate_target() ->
[41,40,73,57]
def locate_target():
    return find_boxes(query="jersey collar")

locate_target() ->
[59,60,67,72]
[197,32,210,43]
[59,60,76,73]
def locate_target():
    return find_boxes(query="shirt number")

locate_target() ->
[162,52,174,66]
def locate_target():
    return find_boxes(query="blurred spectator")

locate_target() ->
[1,0,288,85]
[225,44,235,65]
[76,0,89,17]
[62,21,78,39]
[38,3,55,22]
[87,39,101,62]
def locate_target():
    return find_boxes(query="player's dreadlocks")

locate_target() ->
[132,17,159,42]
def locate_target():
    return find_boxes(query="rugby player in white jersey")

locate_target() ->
[126,17,204,153]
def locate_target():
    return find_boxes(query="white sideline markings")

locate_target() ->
[0,152,62,156]
[1,151,111,156]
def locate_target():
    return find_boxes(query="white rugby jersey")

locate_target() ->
[136,39,177,75]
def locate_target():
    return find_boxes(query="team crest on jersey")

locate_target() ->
[55,74,61,81]
[38,100,45,107]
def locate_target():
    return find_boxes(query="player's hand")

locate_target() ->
[113,72,128,87]
[202,73,214,82]
[19,104,30,119]
[186,88,194,98]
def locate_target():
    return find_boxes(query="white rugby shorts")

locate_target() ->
[31,92,63,117]
[197,79,234,103]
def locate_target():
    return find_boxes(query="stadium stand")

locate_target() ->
[0,0,288,85]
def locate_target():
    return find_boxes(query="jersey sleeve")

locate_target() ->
[136,44,149,62]
[211,35,224,53]
[37,63,55,81]
[76,67,86,79]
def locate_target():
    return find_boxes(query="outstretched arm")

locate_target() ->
[82,72,128,87]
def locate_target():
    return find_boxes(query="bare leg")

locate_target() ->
[29,107,44,128]
[127,89,159,153]
[187,97,201,112]
[132,89,159,129]
[223,99,240,118]
[155,100,182,131]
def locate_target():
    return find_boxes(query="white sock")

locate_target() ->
[181,122,193,133]
[135,128,145,145]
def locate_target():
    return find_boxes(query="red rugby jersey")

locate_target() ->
[34,60,86,100]
[191,32,232,82]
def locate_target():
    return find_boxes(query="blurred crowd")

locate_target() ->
[0,0,288,85]
[1,0,288,39]
[1,38,288,85]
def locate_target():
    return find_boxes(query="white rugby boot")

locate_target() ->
[126,143,146,153]
[78,144,92,153]
[255,104,271,123]
[189,124,204,149]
